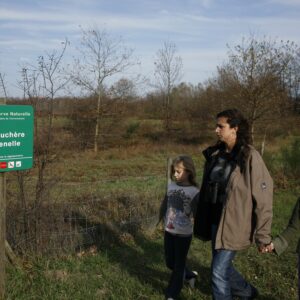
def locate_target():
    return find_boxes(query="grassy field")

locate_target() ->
[6,188,299,299]
[5,142,300,299]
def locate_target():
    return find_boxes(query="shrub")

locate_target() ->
[280,137,300,179]
[263,137,300,188]
[123,121,140,139]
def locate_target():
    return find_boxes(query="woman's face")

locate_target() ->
[215,117,237,145]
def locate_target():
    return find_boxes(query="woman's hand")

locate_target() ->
[258,242,274,253]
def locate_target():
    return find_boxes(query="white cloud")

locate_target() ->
[0,7,222,35]
[269,0,300,6]
[184,0,215,9]
[3,5,298,46]
[1,0,300,97]
[0,22,77,33]
[0,38,67,51]
[0,8,68,22]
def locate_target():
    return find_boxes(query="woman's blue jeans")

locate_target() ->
[211,225,254,300]
[298,254,300,300]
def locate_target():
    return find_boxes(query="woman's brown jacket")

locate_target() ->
[194,145,273,250]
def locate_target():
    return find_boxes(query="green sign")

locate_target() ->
[0,105,34,172]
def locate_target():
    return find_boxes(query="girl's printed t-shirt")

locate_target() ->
[164,181,199,236]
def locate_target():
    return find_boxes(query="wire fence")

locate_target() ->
[6,176,163,256]
[7,204,159,256]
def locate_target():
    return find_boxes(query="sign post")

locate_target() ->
[0,172,5,300]
[0,105,34,299]
[0,106,34,172]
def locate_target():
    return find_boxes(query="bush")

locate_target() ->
[123,121,140,139]
[280,137,300,179]
[263,137,300,188]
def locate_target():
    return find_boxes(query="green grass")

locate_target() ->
[6,189,299,300]
[5,142,300,299]
[6,144,203,217]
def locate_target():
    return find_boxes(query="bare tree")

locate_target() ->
[154,41,183,132]
[212,36,299,141]
[109,77,137,101]
[69,26,136,152]
[16,39,68,252]
[282,47,300,111]
[0,72,8,103]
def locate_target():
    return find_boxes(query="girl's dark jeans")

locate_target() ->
[164,231,192,299]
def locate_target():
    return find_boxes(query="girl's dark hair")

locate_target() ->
[216,108,251,172]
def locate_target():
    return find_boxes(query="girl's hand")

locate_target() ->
[259,242,274,253]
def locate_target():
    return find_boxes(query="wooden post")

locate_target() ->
[166,157,172,186]
[260,128,268,157]
[0,173,6,299]
[0,88,6,299]
[5,241,21,269]
[154,157,173,229]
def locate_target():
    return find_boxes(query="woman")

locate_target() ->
[194,109,273,300]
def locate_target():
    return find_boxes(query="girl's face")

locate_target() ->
[215,117,237,145]
[174,162,189,184]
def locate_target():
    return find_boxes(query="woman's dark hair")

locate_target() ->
[216,108,251,172]
[216,108,251,145]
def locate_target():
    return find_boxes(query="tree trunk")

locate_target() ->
[250,122,255,144]
[165,93,170,132]
[17,173,29,248]
[250,107,257,144]
[94,91,101,153]
[261,129,267,156]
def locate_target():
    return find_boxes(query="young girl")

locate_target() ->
[159,155,199,300]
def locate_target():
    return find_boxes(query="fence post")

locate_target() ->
[0,83,6,299]
[166,157,172,187]
[0,173,6,299]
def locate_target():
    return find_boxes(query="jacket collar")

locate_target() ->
[203,142,242,163]
[202,144,222,161]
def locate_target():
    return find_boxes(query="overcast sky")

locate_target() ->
[0,0,300,97]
